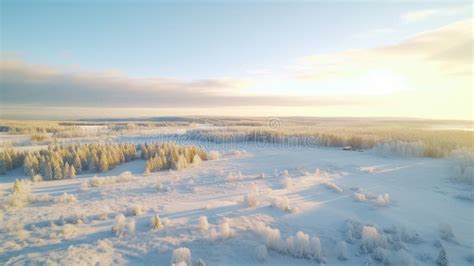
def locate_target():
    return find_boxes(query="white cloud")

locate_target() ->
[401,4,472,23]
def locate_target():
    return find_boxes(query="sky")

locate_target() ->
[0,1,473,120]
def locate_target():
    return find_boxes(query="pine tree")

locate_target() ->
[63,162,71,178]
[53,160,63,180]
[5,152,12,170]
[0,153,6,175]
[99,154,109,172]
[73,154,82,172]
[69,165,76,178]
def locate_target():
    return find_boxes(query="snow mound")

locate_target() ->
[271,196,291,212]
[323,182,343,193]
[198,216,209,231]
[57,192,77,203]
[374,193,390,207]
[172,247,192,266]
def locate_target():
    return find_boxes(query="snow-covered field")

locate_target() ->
[1,134,473,265]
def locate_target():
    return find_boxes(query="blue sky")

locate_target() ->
[2,1,470,79]
[0,1,472,119]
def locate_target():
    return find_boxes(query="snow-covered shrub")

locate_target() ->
[374,193,390,207]
[439,223,456,241]
[57,192,77,203]
[32,174,43,182]
[281,169,289,177]
[62,224,77,239]
[374,141,424,157]
[271,196,291,212]
[208,150,220,160]
[128,205,145,216]
[244,185,259,207]
[285,231,323,261]
[336,241,348,260]
[258,172,265,179]
[254,222,285,251]
[255,245,268,263]
[7,179,50,208]
[345,219,363,244]
[219,221,233,239]
[362,226,383,252]
[172,247,192,266]
[373,247,389,263]
[437,246,449,266]
[449,150,474,185]
[198,216,209,231]
[282,177,293,189]
[354,192,367,202]
[324,182,343,193]
[151,214,162,229]
[112,214,126,237]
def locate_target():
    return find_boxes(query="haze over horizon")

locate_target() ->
[1,1,473,120]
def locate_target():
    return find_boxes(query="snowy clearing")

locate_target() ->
[1,135,473,265]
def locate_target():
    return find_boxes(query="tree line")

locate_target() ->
[1,143,137,180]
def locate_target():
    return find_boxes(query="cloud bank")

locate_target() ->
[1,19,472,119]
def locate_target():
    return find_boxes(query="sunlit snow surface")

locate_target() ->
[1,137,472,265]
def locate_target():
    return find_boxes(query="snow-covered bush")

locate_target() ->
[258,172,265,179]
[437,246,449,266]
[439,223,456,241]
[208,150,221,160]
[80,181,89,190]
[151,214,162,229]
[373,247,389,263]
[32,174,43,182]
[374,193,390,207]
[285,231,323,261]
[7,179,50,208]
[362,226,384,252]
[109,215,134,236]
[219,221,233,239]
[281,169,289,177]
[337,241,348,260]
[282,177,293,189]
[254,222,285,251]
[128,205,145,216]
[172,247,192,266]
[57,192,77,203]
[271,196,291,212]
[244,185,259,207]
[354,192,367,202]
[198,216,209,231]
[62,224,77,239]
[324,182,343,193]
[254,223,323,262]
[255,245,268,263]
[449,150,474,185]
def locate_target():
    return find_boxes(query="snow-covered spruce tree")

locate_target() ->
[151,214,162,229]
